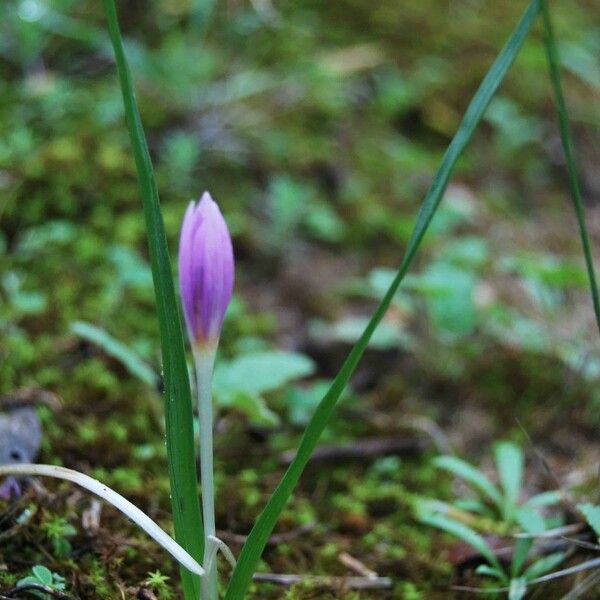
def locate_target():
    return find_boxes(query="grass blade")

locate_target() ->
[540,0,600,335]
[102,1,203,597]
[419,514,504,576]
[225,1,542,597]
[70,321,158,388]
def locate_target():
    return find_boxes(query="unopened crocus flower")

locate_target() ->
[178,192,234,348]
[178,192,235,598]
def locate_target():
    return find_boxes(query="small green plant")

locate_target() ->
[145,570,172,600]
[17,565,67,599]
[419,441,566,599]
[579,503,600,542]
[42,515,77,557]
[432,441,561,530]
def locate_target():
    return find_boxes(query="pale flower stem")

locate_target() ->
[0,463,204,577]
[208,535,237,571]
[193,346,218,600]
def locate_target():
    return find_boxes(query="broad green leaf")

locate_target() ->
[70,321,158,388]
[494,441,523,521]
[32,565,53,586]
[225,3,542,596]
[213,350,315,400]
[433,455,503,509]
[102,2,203,598]
[415,262,476,336]
[421,514,504,575]
[523,552,566,581]
[578,503,600,540]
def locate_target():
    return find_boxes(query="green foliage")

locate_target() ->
[422,442,565,598]
[226,2,545,596]
[70,321,158,387]
[146,570,173,600]
[578,503,600,541]
[213,350,316,425]
[17,565,67,599]
[42,515,77,557]
[102,3,203,599]
[1,0,598,597]
[432,441,559,530]
[541,0,600,334]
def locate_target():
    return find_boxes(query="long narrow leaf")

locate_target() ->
[102,2,203,598]
[494,441,523,522]
[422,514,505,575]
[433,455,503,510]
[70,321,158,387]
[225,2,542,597]
[541,0,600,335]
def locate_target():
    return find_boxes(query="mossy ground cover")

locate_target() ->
[1,1,599,597]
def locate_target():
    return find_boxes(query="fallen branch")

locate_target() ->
[217,522,317,546]
[280,435,425,465]
[252,573,393,590]
[2,583,74,599]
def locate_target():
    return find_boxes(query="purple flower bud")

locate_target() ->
[178,192,235,347]
[0,476,21,500]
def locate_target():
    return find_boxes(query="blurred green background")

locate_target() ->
[0,0,599,598]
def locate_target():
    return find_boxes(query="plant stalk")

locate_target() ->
[194,346,218,600]
[540,0,600,335]
[0,464,204,577]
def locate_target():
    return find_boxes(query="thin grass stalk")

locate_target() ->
[224,1,542,597]
[0,464,204,577]
[540,0,600,335]
[102,1,203,598]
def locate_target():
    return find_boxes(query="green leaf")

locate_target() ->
[286,380,336,427]
[70,321,158,387]
[213,350,315,399]
[515,505,546,535]
[228,393,280,427]
[511,537,533,578]
[523,552,566,581]
[212,351,315,425]
[433,455,503,510]
[475,564,507,581]
[494,441,523,522]
[578,503,600,540]
[442,236,489,269]
[32,565,53,586]
[508,576,528,600]
[225,3,542,596]
[541,0,600,335]
[411,262,476,337]
[525,490,562,508]
[421,514,504,576]
[102,2,203,598]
